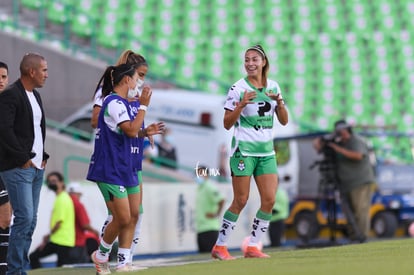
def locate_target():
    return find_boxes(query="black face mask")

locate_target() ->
[47,183,58,192]
[47,180,57,192]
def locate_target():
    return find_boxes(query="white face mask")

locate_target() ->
[136,78,144,88]
[127,83,139,98]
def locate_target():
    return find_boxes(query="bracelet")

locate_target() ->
[277,100,285,106]
[138,105,147,111]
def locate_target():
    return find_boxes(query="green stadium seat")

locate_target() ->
[71,0,99,38]
[21,0,44,9]
[291,0,318,34]
[46,1,70,24]
[343,1,374,34]
[316,0,346,34]
[263,1,291,35]
[71,13,94,38]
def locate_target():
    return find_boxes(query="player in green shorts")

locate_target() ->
[211,45,289,260]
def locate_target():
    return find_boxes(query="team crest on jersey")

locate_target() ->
[119,186,126,193]
[238,160,245,171]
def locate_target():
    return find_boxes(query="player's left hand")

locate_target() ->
[266,92,283,101]
[145,121,165,137]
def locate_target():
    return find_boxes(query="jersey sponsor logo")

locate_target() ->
[131,146,140,154]
[257,101,271,116]
[118,110,127,118]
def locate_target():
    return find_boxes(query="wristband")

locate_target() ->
[138,105,147,111]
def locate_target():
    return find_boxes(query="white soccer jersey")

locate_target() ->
[103,96,131,133]
[224,77,283,157]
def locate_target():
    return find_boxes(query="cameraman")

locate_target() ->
[313,119,375,242]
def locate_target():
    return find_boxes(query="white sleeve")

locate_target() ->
[106,100,131,127]
[93,87,103,107]
[267,80,282,95]
[224,85,240,111]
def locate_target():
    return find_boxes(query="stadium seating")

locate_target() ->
[1,0,412,160]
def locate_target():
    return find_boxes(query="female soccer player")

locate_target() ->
[87,63,151,274]
[211,44,288,260]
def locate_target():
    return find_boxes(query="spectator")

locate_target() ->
[195,165,225,253]
[268,187,290,247]
[29,171,75,269]
[313,119,376,242]
[0,61,11,275]
[67,182,100,263]
[155,128,177,169]
[0,53,49,275]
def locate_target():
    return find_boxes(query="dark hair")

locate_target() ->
[46,171,64,183]
[95,64,136,98]
[245,44,269,87]
[0,62,8,72]
[93,51,147,99]
[19,53,45,76]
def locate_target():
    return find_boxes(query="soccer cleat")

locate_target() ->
[244,246,270,258]
[116,263,148,272]
[211,245,235,260]
[91,250,111,275]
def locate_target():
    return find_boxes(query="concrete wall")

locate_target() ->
[0,30,106,121]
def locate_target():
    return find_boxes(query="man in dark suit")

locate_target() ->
[0,53,49,275]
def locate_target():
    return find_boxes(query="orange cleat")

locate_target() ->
[244,246,270,258]
[91,250,111,275]
[211,245,236,260]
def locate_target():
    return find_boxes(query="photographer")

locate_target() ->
[313,119,376,242]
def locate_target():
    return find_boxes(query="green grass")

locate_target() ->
[28,238,414,275]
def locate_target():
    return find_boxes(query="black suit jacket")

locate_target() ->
[0,79,49,171]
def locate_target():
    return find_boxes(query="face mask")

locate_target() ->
[128,83,139,98]
[165,136,174,144]
[47,183,58,192]
[196,177,205,185]
[136,78,144,88]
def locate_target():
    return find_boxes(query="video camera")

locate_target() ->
[319,133,340,159]
[316,132,341,193]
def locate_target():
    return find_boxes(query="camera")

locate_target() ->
[316,133,341,193]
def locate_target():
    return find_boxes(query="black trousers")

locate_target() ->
[197,231,218,253]
[29,242,74,269]
[268,220,285,247]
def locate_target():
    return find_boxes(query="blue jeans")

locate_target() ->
[0,167,44,275]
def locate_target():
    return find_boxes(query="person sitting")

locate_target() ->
[29,172,75,268]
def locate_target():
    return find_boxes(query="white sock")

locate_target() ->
[96,239,112,262]
[249,217,270,247]
[117,247,130,268]
[100,214,113,240]
[129,213,143,262]
[216,218,237,246]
